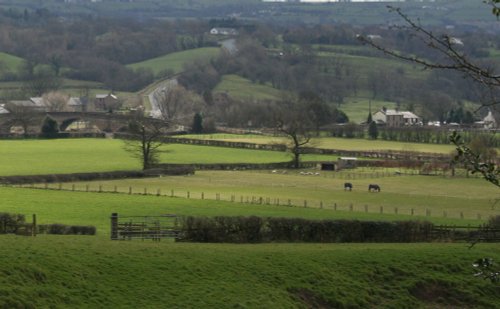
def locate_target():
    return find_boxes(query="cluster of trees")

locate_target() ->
[0,8,219,91]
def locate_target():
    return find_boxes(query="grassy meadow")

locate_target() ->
[0,132,498,308]
[180,134,457,154]
[127,47,221,75]
[0,138,334,176]
[50,170,499,222]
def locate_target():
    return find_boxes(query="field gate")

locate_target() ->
[110,213,180,241]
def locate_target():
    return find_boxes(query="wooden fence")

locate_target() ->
[15,183,496,222]
[110,213,179,241]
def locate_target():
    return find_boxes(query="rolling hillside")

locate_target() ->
[127,47,221,76]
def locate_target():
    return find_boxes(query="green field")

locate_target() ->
[1,235,498,308]
[127,47,221,75]
[48,169,497,223]
[0,138,334,176]
[214,74,285,100]
[180,134,457,154]
[1,136,499,308]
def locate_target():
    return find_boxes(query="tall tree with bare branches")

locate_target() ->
[123,113,169,170]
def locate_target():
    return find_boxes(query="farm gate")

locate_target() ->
[110,213,180,241]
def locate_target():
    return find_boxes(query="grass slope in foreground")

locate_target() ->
[0,237,498,308]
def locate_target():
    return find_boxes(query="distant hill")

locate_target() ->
[127,47,221,76]
[0,52,24,77]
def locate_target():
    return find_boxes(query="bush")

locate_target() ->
[487,215,500,228]
[179,216,434,243]
[38,224,96,235]
[0,212,26,234]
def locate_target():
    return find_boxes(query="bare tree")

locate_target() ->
[154,85,203,123]
[4,103,41,137]
[43,91,69,112]
[358,6,499,108]
[274,97,314,169]
[123,114,169,170]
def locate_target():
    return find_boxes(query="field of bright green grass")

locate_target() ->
[127,47,221,75]
[180,134,457,154]
[2,186,477,235]
[213,74,284,100]
[1,235,498,308]
[55,170,498,223]
[0,138,333,176]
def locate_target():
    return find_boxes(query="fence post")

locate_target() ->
[32,214,36,237]
[288,199,291,207]
[380,206,383,214]
[259,197,263,205]
[111,213,118,240]
[411,208,414,216]
[460,212,464,219]
[187,191,190,199]
[334,203,337,211]
[99,185,102,193]
[129,186,132,195]
[394,207,398,214]
[201,192,204,200]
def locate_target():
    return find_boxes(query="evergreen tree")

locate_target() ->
[41,116,59,138]
[368,121,378,140]
[366,112,372,124]
[192,113,203,134]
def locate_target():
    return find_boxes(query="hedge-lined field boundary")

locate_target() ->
[0,167,194,184]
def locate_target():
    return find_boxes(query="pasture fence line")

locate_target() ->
[12,183,495,222]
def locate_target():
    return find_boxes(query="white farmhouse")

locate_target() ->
[372,108,421,127]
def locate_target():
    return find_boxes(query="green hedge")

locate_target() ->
[0,212,95,236]
[0,167,194,184]
[179,216,434,243]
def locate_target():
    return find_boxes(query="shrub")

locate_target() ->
[38,224,96,235]
[179,216,435,243]
[487,215,500,228]
[0,212,26,234]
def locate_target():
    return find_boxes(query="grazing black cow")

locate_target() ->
[368,184,381,192]
[344,182,353,191]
